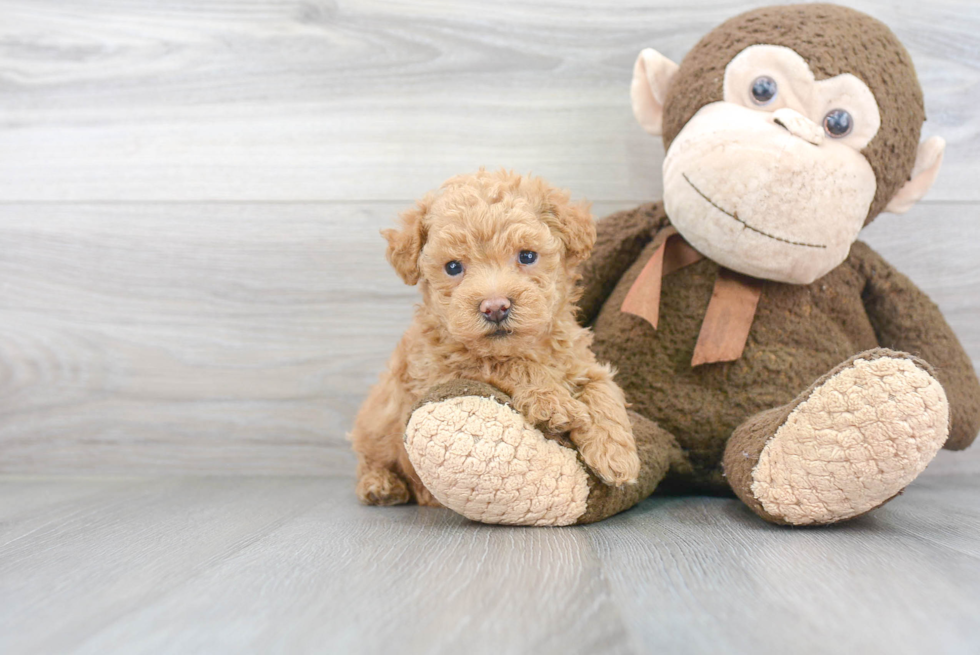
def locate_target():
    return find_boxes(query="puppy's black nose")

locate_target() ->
[480,297,511,324]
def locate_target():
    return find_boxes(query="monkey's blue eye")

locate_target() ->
[751,76,777,105]
[823,109,853,137]
[444,260,463,276]
[519,251,538,265]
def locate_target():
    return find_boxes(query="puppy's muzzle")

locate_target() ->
[479,297,511,325]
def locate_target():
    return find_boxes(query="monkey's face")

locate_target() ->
[631,4,945,286]
[662,45,881,284]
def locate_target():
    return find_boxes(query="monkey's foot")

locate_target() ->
[724,349,949,526]
[404,380,682,526]
[404,381,591,526]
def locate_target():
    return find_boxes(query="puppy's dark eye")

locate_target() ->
[823,109,853,137]
[751,76,777,105]
[444,260,463,276]
[518,251,538,265]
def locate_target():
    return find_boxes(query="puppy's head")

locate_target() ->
[382,170,595,355]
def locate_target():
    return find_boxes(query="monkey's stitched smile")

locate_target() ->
[682,173,827,249]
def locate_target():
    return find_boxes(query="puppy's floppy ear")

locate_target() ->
[542,188,596,267]
[382,195,431,285]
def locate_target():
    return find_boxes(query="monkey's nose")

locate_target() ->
[772,107,824,146]
[479,297,512,324]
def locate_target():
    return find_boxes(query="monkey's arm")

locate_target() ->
[577,201,670,326]
[851,241,980,450]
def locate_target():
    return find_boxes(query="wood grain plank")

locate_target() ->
[585,475,980,654]
[0,0,977,202]
[2,475,976,654]
[0,477,137,544]
[0,202,415,475]
[874,472,980,559]
[1,201,978,475]
[0,477,332,655]
[83,490,632,655]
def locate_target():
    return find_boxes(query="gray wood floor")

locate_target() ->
[2,462,980,655]
[2,1,980,653]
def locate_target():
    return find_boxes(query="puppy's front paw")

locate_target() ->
[356,467,411,506]
[513,389,572,431]
[573,425,641,486]
[412,484,444,508]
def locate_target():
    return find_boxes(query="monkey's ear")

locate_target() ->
[381,197,431,285]
[631,48,679,136]
[885,137,945,214]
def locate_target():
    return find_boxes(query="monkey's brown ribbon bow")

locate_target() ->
[620,227,763,366]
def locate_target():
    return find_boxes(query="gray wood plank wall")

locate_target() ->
[2,0,979,475]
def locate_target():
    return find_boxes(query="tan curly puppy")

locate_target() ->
[349,170,640,506]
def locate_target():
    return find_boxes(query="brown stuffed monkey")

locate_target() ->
[400,4,980,526]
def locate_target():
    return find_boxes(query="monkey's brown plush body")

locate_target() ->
[580,202,979,522]
[398,4,980,526]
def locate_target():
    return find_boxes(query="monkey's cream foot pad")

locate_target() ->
[751,353,949,525]
[405,393,590,526]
